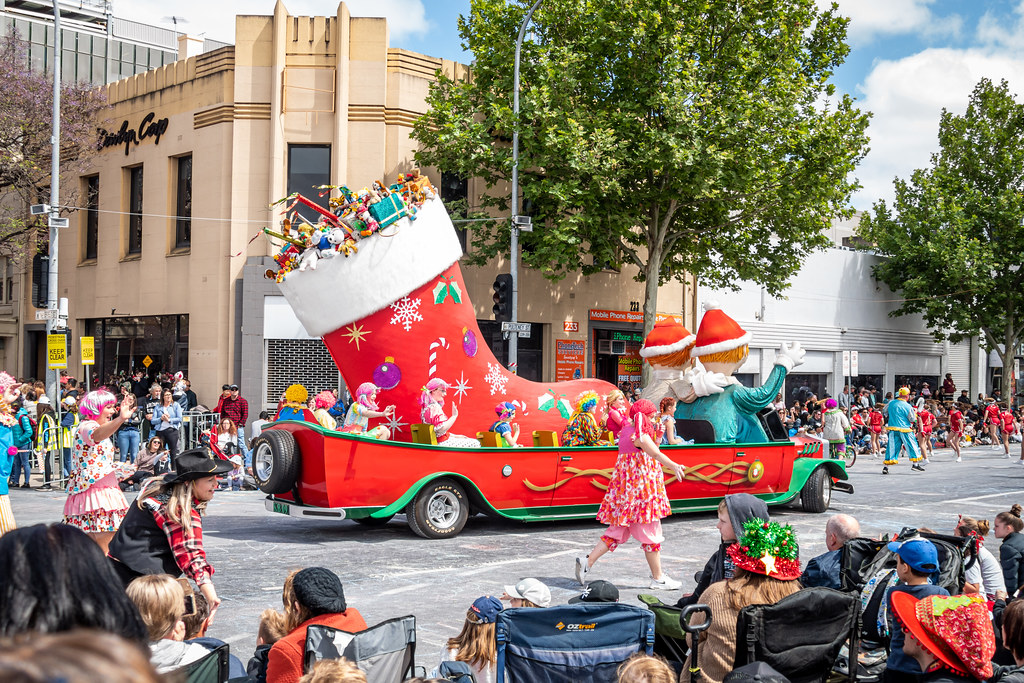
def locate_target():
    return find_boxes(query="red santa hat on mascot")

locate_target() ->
[692,301,752,358]
[639,318,695,360]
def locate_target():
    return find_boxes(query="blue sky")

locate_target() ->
[118,0,1024,210]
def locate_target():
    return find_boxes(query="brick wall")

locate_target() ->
[265,339,342,404]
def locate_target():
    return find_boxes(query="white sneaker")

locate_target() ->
[575,556,589,585]
[956,456,962,462]
[1016,460,1024,466]
[650,574,682,590]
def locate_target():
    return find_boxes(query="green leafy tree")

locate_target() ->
[413,0,869,376]
[858,78,1024,396]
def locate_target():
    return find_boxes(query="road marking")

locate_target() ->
[942,490,1024,504]
[540,537,590,546]
[380,583,429,596]
[537,549,581,560]
[458,559,531,576]
[840,503,922,512]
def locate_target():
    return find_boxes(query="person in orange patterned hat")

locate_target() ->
[889,593,995,683]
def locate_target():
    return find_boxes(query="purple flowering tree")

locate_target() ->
[0,32,105,253]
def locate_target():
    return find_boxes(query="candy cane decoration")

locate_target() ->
[428,337,449,379]
[511,399,529,416]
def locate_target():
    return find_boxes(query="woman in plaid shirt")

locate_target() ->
[108,449,233,622]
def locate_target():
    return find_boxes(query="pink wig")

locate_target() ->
[419,378,449,409]
[355,382,380,410]
[79,390,116,420]
[825,398,838,410]
[313,390,336,410]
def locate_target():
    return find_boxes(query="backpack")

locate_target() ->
[437,660,477,683]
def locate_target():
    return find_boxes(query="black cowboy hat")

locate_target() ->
[162,448,234,485]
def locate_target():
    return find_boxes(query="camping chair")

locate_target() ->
[637,595,699,676]
[495,603,654,682]
[533,430,559,447]
[734,587,859,683]
[675,419,715,444]
[304,615,416,683]
[410,424,438,445]
[181,643,229,683]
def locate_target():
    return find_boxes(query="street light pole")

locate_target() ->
[46,0,62,403]
[509,0,543,374]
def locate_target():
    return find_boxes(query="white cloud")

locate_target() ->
[818,0,962,44]
[851,48,1024,208]
[977,1,1024,51]
[114,0,430,44]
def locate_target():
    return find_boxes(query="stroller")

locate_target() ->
[835,528,975,682]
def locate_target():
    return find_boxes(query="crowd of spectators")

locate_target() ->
[2,493,1024,683]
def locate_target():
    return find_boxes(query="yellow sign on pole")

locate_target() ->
[47,334,67,369]
[143,355,153,368]
[80,336,95,366]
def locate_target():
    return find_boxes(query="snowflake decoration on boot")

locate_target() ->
[389,296,423,331]
[484,363,510,395]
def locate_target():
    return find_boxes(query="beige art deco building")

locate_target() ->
[49,1,691,420]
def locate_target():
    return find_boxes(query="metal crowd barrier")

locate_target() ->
[182,410,221,451]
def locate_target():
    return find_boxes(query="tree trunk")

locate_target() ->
[1003,319,1016,406]
[640,242,664,389]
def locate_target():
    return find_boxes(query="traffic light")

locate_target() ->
[492,273,512,322]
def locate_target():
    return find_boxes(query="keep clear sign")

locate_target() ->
[80,336,95,366]
[47,334,67,369]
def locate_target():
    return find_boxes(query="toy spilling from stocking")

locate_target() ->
[268,169,616,443]
[266,169,438,283]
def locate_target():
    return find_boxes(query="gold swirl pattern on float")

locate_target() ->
[523,461,750,492]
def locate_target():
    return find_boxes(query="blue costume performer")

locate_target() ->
[883,387,923,474]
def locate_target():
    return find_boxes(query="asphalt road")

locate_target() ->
[10,443,1024,672]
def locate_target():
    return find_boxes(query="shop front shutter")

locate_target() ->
[265,339,342,404]
[947,341,971,391]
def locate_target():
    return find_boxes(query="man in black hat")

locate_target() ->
[267,566,367,683]
[108,448,234,622]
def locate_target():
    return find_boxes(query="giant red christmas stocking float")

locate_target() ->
[276,194,615,442]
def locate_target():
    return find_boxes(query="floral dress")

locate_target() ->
[597,421,672,527]
[561,410,612,447]
[62,420,132,533]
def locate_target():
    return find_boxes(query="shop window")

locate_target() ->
[287,145,330,225]
[174,155,192,249]
[127,165,143,255]
[894,375,940,399]
[785,374,827,404]
[83,175,98,260]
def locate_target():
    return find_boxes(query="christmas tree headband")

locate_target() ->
[726,518,801,580]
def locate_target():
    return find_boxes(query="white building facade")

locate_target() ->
[696,244,984,404]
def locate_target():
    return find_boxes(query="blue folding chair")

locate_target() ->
[495,603,655,682]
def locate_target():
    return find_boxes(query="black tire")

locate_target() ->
[353,514,395,527]
[251,430,299,494]
[801,466,832,513]
[406,479,469,539]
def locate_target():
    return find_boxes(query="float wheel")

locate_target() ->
[251,430,299,494]
[406,479,469,539]
[800,466,832,513]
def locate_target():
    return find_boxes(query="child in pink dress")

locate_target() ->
[574,399,686,590]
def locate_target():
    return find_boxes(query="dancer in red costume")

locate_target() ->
[274,193,615,443]
[574,400,686,590]
[869,405,884,458]
[948,404,965,462]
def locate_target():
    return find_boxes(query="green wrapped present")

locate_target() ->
[368,193,409,228]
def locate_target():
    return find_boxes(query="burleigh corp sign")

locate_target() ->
[97,112,170,156]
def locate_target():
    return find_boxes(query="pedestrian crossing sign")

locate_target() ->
[143,355,153,368]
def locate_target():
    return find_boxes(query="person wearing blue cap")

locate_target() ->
[884,538,949,683]
[435,596,503,683]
